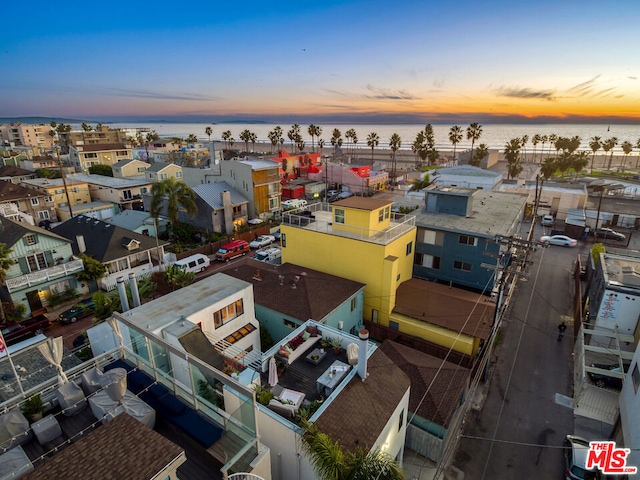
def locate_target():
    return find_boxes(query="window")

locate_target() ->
[334,208,345,224]
[389,321,399,330]
[406,242,413,255]
[350,297,357,311]
[281,233,286,248]
[160,173,168,180]
[378,209,384,222]
[24,234,37,246]
[233,205,242,214]
[385,206,390,219]
[27,253,48,271]
[176,171,183,178]
[417,253,441,269]
[55,189,64,194]
[85,153,97,159]
[218,323,256,345]
[137,167,146,173]
[399,409,404,432]
[419,229,437,245]
[122,190,132,200]
[31,197,39,206]
[117,150,127,156]
[453,260,472,271]
[283,319,297,329]
[213,299,245,328]
[38,210,50,220]
[50,279,71,295]
[633,364,640,394]
[148,173,155,178]
[269,197,279,210]
[45,196,52,203]
[73,187,80,193]
[114,168,121,173]
[107,258,129,274]
[459,234,477,246]
[140,187,148,194]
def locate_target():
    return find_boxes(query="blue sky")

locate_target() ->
[2,0,639,123]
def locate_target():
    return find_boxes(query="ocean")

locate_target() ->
[102,122,639,154]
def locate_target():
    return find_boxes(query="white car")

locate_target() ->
[540,235,577,247]
[249,235,276,249]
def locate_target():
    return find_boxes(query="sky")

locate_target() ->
[2,0,640,124]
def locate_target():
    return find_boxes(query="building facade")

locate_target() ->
[0,122,55,150]
[68,143,132,172]
[220,158,281,218]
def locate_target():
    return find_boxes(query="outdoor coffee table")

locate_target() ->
[306,348,327,365]
[316,360,350,396]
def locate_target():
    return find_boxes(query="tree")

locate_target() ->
[187,133,198,144]
[503,138,522,179]
[621,141,633,171]
[221,130,232,150]
[149,177,197,228]
[540,135,548,161]
[470,143,489,167]
[268,129,279,152]
[602,137,618,170]
[0,243,14,323]
[288,124,301,152]
[589,136,601,173]
[205,126,212,142]
[555,151,573,178]
[308,125,322,152]
[76,254,107,283]
[139,130,159,162]
[540,157,557,180]
[299,420,404,480]
[318,138,325,156]
[330,129,343,157]
[448,126,463,163]
[164,265,196,291]
[409,173,431,191]
[81,122,93,132]
[636,138,640,168]
[521,135,529,162]
[571,151,589,178]
[366,132,379,167]
[548,134,558,157]
[411,131,426,165]
[345,128,358,157]
[240,129,252,153]
[389,133,401,190]
[249,132,257,152]
[466,122,482,165]
[531,134,541,163]
[88,164,114,177]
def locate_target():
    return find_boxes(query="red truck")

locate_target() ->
[1,314,51,347]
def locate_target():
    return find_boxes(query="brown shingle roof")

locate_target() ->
[332,196,393,210]
[0,166,33,177]
[222,260,365,321]
[314,348,410,452]
[0,179,48,201]
[378,340,469,428]
[394,278,494,339]
[23,413,184,480]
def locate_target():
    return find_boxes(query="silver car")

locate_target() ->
[563,435,600,479]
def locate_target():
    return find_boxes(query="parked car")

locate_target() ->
[337,191,354,199]
[327,194,341,203]
[563,435,601,479]
[253,247,281,263]
[1,314,51,345]
[540,235,578,247]
[593,227,626,242]
[249,235,276,249]
[540,214,554,226]
[58,299,96,324]
[587,363,628,390]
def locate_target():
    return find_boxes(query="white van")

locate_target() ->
[173,253,210,273]
[282,199,308,210]
[253,247,281,263]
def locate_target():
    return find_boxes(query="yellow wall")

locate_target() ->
[281,225,415,324]
[390,312,479,356]
[332,204,391,237]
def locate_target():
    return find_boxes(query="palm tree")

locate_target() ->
[602,137,618,170]
[621,141,633,171]
[412,131,426,165]
[187,133,198,144]
[205,126,212,142]
[330,129,343,157]
[556,151,574,178]
[318,138,325,156]
[299,420,404,480]
[466,123,482,165]
[0,243,14,323]
[149,177,197,228]
[540,135,548,161]
[448,126,463,163]
[345,128,356,156]
[532,134,541,163]
[521,135,529,162]
[240,129,252,153]
[503,138,521,178]
[470,143,489,167]
[81,122,93,132]
[389,133,401,190]
[409,173,431,191]
[268,129,279,153]
[636,138,640,168]
[249,132,257,152]
[308,125,321,152]
[589,136,601,173]
[366,132,379,167]
[221,130,232,150]
[540,157,557,180]
[140,130,159,162]
[288,124,301,152]
[571,151,590,178]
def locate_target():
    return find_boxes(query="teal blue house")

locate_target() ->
[0,216,84,316]
[221,262,365,343]
[412,187,528,294]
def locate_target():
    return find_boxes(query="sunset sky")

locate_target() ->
[2,0,639,123]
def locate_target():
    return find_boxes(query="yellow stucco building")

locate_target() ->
[280,197,416,326]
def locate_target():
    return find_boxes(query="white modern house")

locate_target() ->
[431,165,502,190]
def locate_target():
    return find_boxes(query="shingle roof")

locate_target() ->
[394,278,494,339]
[68,173,151,188]
[0,166,34,177]
[112,158,145,169]
[23,412,184,480]
[145,162,177,173]
[105,210,155,231]
[51,216,166,262]
[378,340,469,428]
[0,215,69,248]
[314,348,410,452]
[192,182,248,209]
[0,180,48,201]
[221,260,365,321]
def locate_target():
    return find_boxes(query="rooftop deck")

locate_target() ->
[281,202,415,245]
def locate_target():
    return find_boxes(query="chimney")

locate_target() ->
[76,235,86,253]
[129,272,141,308]
[116,277,130,312]
[357,329,369,380]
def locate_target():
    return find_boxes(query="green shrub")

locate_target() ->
[46,286,80,307]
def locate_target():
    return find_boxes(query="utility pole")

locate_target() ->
[56,145,74,220]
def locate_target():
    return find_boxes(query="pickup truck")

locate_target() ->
[1,314,51,347]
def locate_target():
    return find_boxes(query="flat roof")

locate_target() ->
[332,196,393,210]
[413,189,528,238]
[21,177,88,188]
[603,254,640,289]
[69,173,151,188]
[124,273,251,332]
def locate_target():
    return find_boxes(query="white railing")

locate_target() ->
[0,203,35,225]
[228,474,266,480]
[100,263,159,291]
[5,258,84,292]
[204,331,263,371]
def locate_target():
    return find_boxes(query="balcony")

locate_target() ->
[5,259,84,292]
[282,202,416,245]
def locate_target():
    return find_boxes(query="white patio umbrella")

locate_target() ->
[268,357,279,387]
[37,336,68,385]
[107,317,124,351]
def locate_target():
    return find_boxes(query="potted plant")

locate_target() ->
[320,338,331,350]
[329,337,343,354]
[21,394,45,422]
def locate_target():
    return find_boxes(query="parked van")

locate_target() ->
[174,253,210,273]
[215,240,250,262]
[282,199,308,210]
[253,247,281,263]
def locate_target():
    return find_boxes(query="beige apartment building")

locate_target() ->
[58,124,128,149]
[69,143,132,172]
[0,122,55,150]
